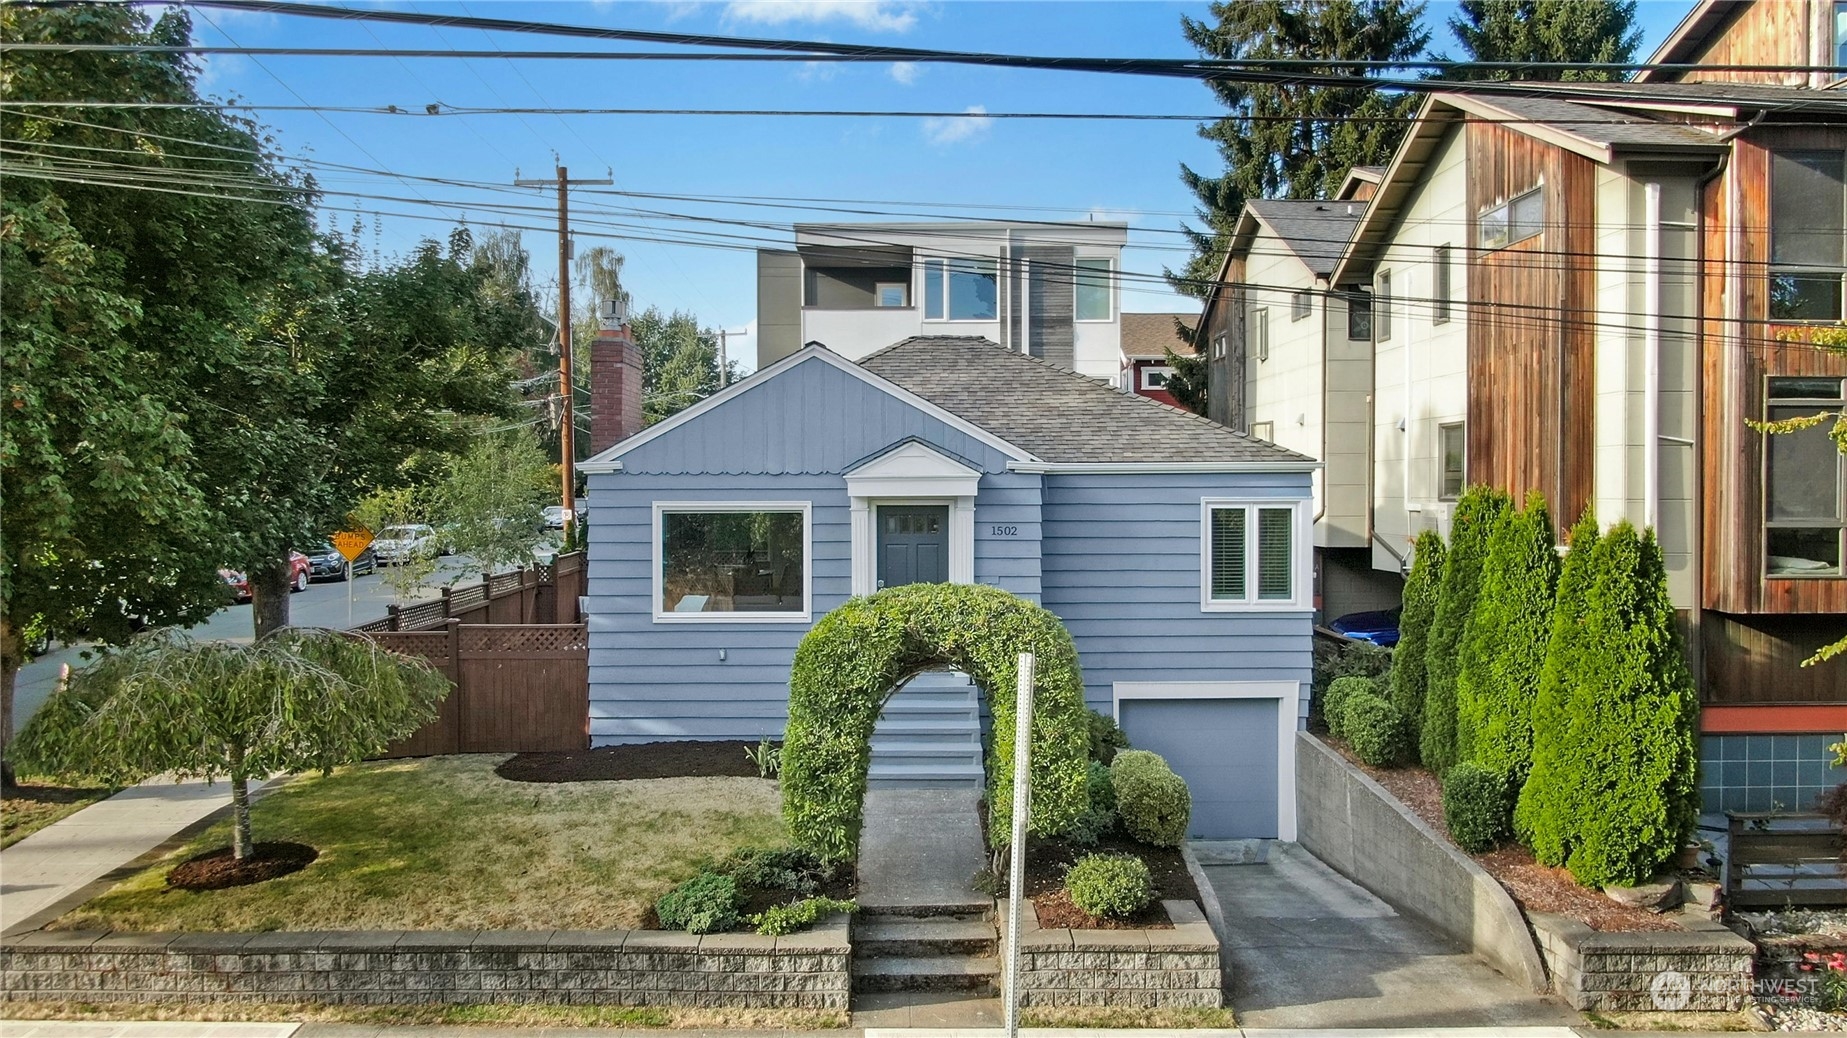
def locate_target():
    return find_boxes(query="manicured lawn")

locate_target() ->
[1,778,116,849]
[52,755,785,932]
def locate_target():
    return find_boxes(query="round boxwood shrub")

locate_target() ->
[1109,749,1190,847]
[782,583,1089,861]
[1323,675,1382,740]
[655,871,740,934]
[1343,695,1412,767]
[1443,762,1512,853]
[1064,853,1152,919]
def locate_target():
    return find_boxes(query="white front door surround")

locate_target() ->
[845,440,980,596]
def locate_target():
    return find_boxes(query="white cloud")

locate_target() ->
[889,61,919,85]
[722,1,921,33]
[921,105,991,147]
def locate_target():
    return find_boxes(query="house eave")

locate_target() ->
[1006,460,1321,475]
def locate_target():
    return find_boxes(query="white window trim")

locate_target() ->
[1112,679,1301,842]
[1073,255,1116,323]
[1198,497,1313,612]
[1139,365,1174,391]
[875,281,909,308]
[850,497,976,595]
[651,500,813,624]
[1251,307,1270,362]
[920,256,1000,324]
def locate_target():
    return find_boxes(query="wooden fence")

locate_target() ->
[368,621,589,757]
[351,551,585,634]
[1726,812,1847,907]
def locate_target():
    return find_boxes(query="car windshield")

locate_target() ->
[307,543,336,555]
[380,526,424,539]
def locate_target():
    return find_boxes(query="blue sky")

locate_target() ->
[183,1,1693,369]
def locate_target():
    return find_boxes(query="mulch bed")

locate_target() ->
[1023,832,1195,930]
[496,741,770,782]
[1327,738,1681,933]
[167,842,318,891]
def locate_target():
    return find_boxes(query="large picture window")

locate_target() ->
[655,504,810,620]
[1074,257,1113,321]
[1764,378,1845,577]
[1202,500,1305,610]
[922,258,998,321]
[1770,151,1846,322]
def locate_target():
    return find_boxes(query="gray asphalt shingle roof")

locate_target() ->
[1462,91,1724,150]
[1247,199,1364,277]
[857,336,1313,466]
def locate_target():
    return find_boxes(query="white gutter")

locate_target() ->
[1644,181,1662,531]
[1006,460,1322,475]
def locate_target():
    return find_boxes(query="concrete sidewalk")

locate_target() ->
[0,1024,1758,1037]
[1,777,271,932]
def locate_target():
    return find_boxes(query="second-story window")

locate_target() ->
[1770,151,1846,322]
[1291,289,1313,321]
[1250,307,1270,362]
[1836,1,1847,67]
[1347,289,1373,342]
[1376,270,1393,342]
[1479,187,1544,249]
[920,258,997,320]
[876,282,909,308]
[1434,245,1453,324]
[1074,257,1113,321]
[1439,422,1465,501]
[1765,376,1846,576]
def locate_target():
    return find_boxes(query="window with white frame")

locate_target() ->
[876,281,909,308]
[1202,500,1302,609]
[1478,187,1544,249]
[1433,245,1453,324]
[921,258,997,321]
[1439,421,1465,500]
[1346,289,1373,341]
[1250,307,1270,362]
[1291,289,1313,322]
[1140,365,1174,391]
[1213,331,1228,360]
[655,504,809,619]
[1074,257,1113,321]
[1250,421,1274,442]
[1376,270,1393,342]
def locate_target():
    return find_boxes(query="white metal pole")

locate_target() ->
[1004,651,1036,1038]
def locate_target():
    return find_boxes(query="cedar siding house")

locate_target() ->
[579,337,1317,840]
[1199,0,1847,815]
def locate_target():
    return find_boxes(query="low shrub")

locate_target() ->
[1064,760,1118,847]
[1109,749,1190,848]
[750,896,856,936]
[654,871,740,934]
[1443,762,1512,853]
[1322,676,1382,740]
[1312,638,1393,727]
[1087,708,1130,764]
[1343,695,1411,767]
[1064,853,1153,919]
[717,846,832,896]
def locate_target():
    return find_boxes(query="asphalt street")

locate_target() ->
[9,555,484,737]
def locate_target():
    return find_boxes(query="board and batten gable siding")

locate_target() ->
[1038,471,1315,725]
[584,355,1043,745]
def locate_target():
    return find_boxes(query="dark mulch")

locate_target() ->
[1032,887,1171,930]
[496,740,771,782]
[166,842,318,891]
[1024,833,1192,929]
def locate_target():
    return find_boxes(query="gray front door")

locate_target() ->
[877,506,949,589]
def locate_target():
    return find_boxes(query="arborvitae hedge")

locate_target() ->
[1455,493,1559,786]
[1515,511,1600,866]
[1421,486,1512,774]
[1390,530,1445,741]
[1515,519,1701,887]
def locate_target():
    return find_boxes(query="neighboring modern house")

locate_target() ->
[579,336,1316,840]
[1118,312,1195,405]
[755,221,1130,379]
[1193,196,1402,620]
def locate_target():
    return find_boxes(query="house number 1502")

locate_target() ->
[989,525,1019,537]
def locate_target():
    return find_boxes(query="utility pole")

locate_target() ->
[515,164,612,535]
[717,326,749,389]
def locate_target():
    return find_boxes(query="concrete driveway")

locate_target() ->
[1201,841,1578,1029]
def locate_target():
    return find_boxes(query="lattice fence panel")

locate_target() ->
[458,624,588,656]
[394,599,448,631]
[487,571,524,597]
[361,631,453,662]
[449,584,488,611]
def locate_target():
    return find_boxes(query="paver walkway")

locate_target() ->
[1,777,270,932]
[1202,841,1577,1030]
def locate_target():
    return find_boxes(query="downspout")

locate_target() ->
[1645,181,1663,531]
[1315,275,1329,528]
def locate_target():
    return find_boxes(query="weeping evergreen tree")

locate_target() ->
[1421,485,1512,774]
[1390,529,1445,740]
[1445,0,1642,82]
[1455,493,1559,787]
[1173,0,1430,291]
[1515,511,1600,866]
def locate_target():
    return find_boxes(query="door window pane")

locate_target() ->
[661,510,805,614]
[1075,257,1112,321]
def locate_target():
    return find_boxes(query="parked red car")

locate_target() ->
[220,551,312,602]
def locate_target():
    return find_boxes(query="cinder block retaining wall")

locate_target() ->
[0,918,851,1010]
[1007,899,1222,1009]
[1529,913,1755,1012]
[1294,732,1550,993]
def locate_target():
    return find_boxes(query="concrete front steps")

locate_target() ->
[852,912,999,995]
[868,671,983,789]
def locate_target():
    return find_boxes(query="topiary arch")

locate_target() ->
[781,583,1090,862]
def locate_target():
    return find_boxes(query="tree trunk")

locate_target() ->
[0,615,21,790]
[229,747,253,860]
[248,554,292,641]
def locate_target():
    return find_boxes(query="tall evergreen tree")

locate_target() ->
[1389,529,1446,739]
[1515,511,1600,865]
[1445,0,1642,81]
[1455,492,1559,784]
[1421,485,1511,773]
[1174,1,1430,293]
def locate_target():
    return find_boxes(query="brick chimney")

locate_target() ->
[590,307,644,454]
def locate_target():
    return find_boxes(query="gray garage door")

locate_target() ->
[1118,697,1279,839]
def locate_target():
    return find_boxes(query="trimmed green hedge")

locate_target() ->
[1455,493,1559,784]
[1421,486,1512,774]
[1391,529,1445,740]
[1323,675,1380,740]
[781,583,1089,861]
[1344,694,1412,767]
[1443,762,1511,853]
[1065,853,1153,918]
[1110,749,1191,847]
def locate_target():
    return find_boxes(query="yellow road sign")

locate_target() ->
[331,529,374,563]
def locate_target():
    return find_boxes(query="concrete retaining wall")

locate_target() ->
[1007,899,1222,1008]
[1294,731,1550,993]
[0,918,850,1010]
[1529,912,1755,1011]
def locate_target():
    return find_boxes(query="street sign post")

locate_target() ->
[331,530,374,625]
[1003,652,1035,1038]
